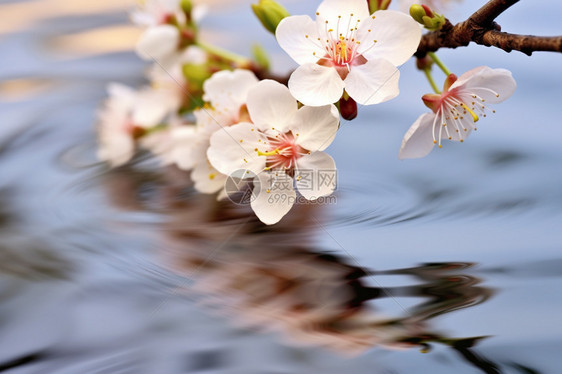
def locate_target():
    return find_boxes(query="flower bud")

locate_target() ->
[252,44,271,71]
[339,95,358,121]
[251,0,290,34]
[409,4,446,31]
[180,0,193,15]
[416,56,433,71]
[367,0,392,13]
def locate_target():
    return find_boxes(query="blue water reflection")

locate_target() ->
[1,0,562,373]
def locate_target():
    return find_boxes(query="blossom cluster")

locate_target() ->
[97,0,516,225]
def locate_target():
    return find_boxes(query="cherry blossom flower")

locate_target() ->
[132,0,186,62]
[97,84,148,167]
[275,0,421,106]
[97,81,181,167]
[172,69,260,194]
[399,66,516,159]
[207,80,340,225]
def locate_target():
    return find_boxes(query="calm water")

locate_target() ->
[1,1,562,373]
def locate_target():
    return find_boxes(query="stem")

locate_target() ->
[428,52,452,76]
[423,68,441,94]
[196,41,251,67]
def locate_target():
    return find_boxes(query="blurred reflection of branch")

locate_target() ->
[101,166,496,359]
[0,188,72,280]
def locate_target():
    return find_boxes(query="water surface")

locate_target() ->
[1,1,562,373]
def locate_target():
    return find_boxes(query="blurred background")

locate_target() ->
[1,0,562,373]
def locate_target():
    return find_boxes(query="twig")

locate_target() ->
[416,0,562,57]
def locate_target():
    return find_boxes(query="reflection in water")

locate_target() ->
[102,165,496,365]
[0,188,72,280]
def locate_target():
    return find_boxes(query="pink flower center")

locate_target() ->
[257,132,308,171]
[327,37,359,66]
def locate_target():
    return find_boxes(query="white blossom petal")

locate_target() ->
[207,122,266,177]
[106,83,136,108]
[276,15,324,65]
[97,133,134,167]
[295,152,337,200]
[291,105,340,152]
[135,25,179,61]
[452,66,516,103]
[398,113,436,159]
[356,10,421,66]
[170,126,199,170]
[132,89,170,127]
[140,129,175,165]
[344,58,400,105]
[203,69,259,115]
[288,64,344,106]
[194,106,235,136]
[192,161,226,194]
[247,80,298,132]
[251,172,296,225]
[315,0,370,33]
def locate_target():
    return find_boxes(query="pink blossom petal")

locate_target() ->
[452,66,516,103]
[399,113,436,159]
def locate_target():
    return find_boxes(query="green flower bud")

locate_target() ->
[252,44,271,71]
[368,0,392,13]
[409,4,427,24]
[409,4,446,31]
[182,63,210,88]
[251,0,290,34]
[180,0,193,15]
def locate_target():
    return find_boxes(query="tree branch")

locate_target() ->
[468,0,519,26]
[415,0,562,57]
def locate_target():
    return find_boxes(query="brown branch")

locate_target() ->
[468,0,519,26]
[416,0,562,57]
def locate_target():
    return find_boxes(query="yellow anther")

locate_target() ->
[209,173,216,180]
[257,148,280,157]
[460,103,479,122]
